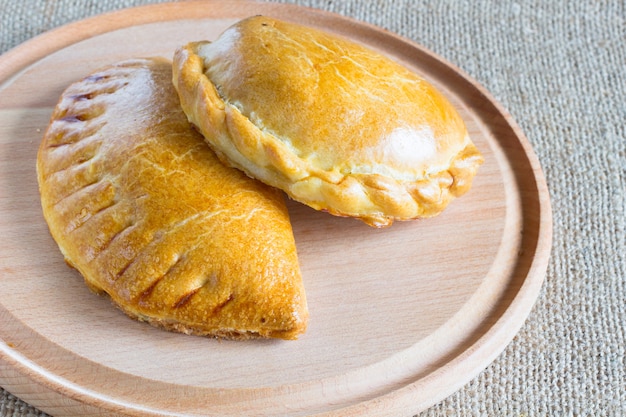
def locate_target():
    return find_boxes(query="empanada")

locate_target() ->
[37,58,307,340]
[173,16,483,227]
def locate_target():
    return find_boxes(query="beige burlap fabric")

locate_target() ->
[1,0,624,416]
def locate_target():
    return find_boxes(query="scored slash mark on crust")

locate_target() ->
[172,272,219,309]
[172,287,201,309]
[114,255,136,282]
[45,121,105,149]
[137,254,186,302]
[209,293,234,316]
[95,220,137,256]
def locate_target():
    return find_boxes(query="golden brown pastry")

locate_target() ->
[173,16,483,227]
[37,58,307,340]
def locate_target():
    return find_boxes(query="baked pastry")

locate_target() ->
[37,58,307,340]
[173,16,483,227]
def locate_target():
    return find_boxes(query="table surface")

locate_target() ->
[1,1,624,416]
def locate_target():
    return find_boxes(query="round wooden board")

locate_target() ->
[0,2,552,416]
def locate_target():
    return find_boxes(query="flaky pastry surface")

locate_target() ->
[173,16,483,227]
[37,58,307,340]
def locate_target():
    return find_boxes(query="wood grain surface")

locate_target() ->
[0,2,552,416]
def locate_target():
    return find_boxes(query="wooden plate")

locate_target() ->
[0,2,552,416]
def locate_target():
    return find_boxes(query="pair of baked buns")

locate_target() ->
[37,17,482,340]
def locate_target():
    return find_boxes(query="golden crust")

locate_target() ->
[172,16,483,227]
[37,58,307,340]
